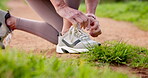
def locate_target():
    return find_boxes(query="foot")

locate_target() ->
[56,24,101,53]
[0,10,12,49]
[61,19,72,35]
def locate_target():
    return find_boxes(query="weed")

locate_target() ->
[82,41,148,68]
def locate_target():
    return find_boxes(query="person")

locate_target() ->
[0,0,101,53]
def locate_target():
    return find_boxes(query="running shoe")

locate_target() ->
[56,24,101,53]
[0,10,12,49]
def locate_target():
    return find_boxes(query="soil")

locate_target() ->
[111,66,148,78]
[5,0,148,78]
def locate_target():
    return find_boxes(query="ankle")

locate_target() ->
[62,29,69,35]
[6,16,16,30]
[62,19,72,35]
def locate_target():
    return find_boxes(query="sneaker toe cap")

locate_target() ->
[98,43,101,46]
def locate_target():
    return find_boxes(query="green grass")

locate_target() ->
[79,1,148,31]
[0,0,9,10]
[0,49,135,78]
[0,41,147,78]
[82,41,148,68]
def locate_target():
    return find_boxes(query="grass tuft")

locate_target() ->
[82,41,148,68]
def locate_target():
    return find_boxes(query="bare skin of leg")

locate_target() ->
[62,19,72,35]
[6,16,17,30]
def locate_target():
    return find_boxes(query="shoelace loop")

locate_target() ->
[73,27,89,40]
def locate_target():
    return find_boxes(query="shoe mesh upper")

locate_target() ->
[58,25,98,49]
[0,10,12,49]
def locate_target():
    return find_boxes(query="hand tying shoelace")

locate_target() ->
[56,23,101,53]
[74,26,89,40]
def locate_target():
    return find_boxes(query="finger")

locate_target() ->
[75,17,83,23]
[79,14,88,29]
[81,16,89,29]
[89,17,95,26]
[91,22,99,30]
[70,18,77,25]
[83,22,88,29]
[86,18,90,30]
[90,29,102,37]
[85,17,93,30]
[82,20,88,29]
[73,13,86,28]
[91,23,98,30]
[92,28,102,35]
[80,14,88,22]
[80,22,85,29]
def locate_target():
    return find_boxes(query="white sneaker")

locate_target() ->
[0,10,12,49]
[56,24,101,53]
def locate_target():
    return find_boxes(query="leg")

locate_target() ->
[7,0,82,44]
[62,0,82,34]
[10,0,63,45]
[16,18,59,44]
[26,0,82,34]
[26,0,63,32]
[7,0,63,44]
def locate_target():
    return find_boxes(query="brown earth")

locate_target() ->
[5,0,148,78]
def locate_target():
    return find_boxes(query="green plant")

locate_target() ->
[0,0,9,10]
[82,41,148,68]
[131,50,148,67]
[0,48,134,78]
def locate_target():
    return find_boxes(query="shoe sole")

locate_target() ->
[56,46,89,53]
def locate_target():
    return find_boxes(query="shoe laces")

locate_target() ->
[71,25,89,40]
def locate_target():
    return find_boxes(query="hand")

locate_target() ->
[56,6,89,29]
[86,13,97,20]
[87,17,101,37]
